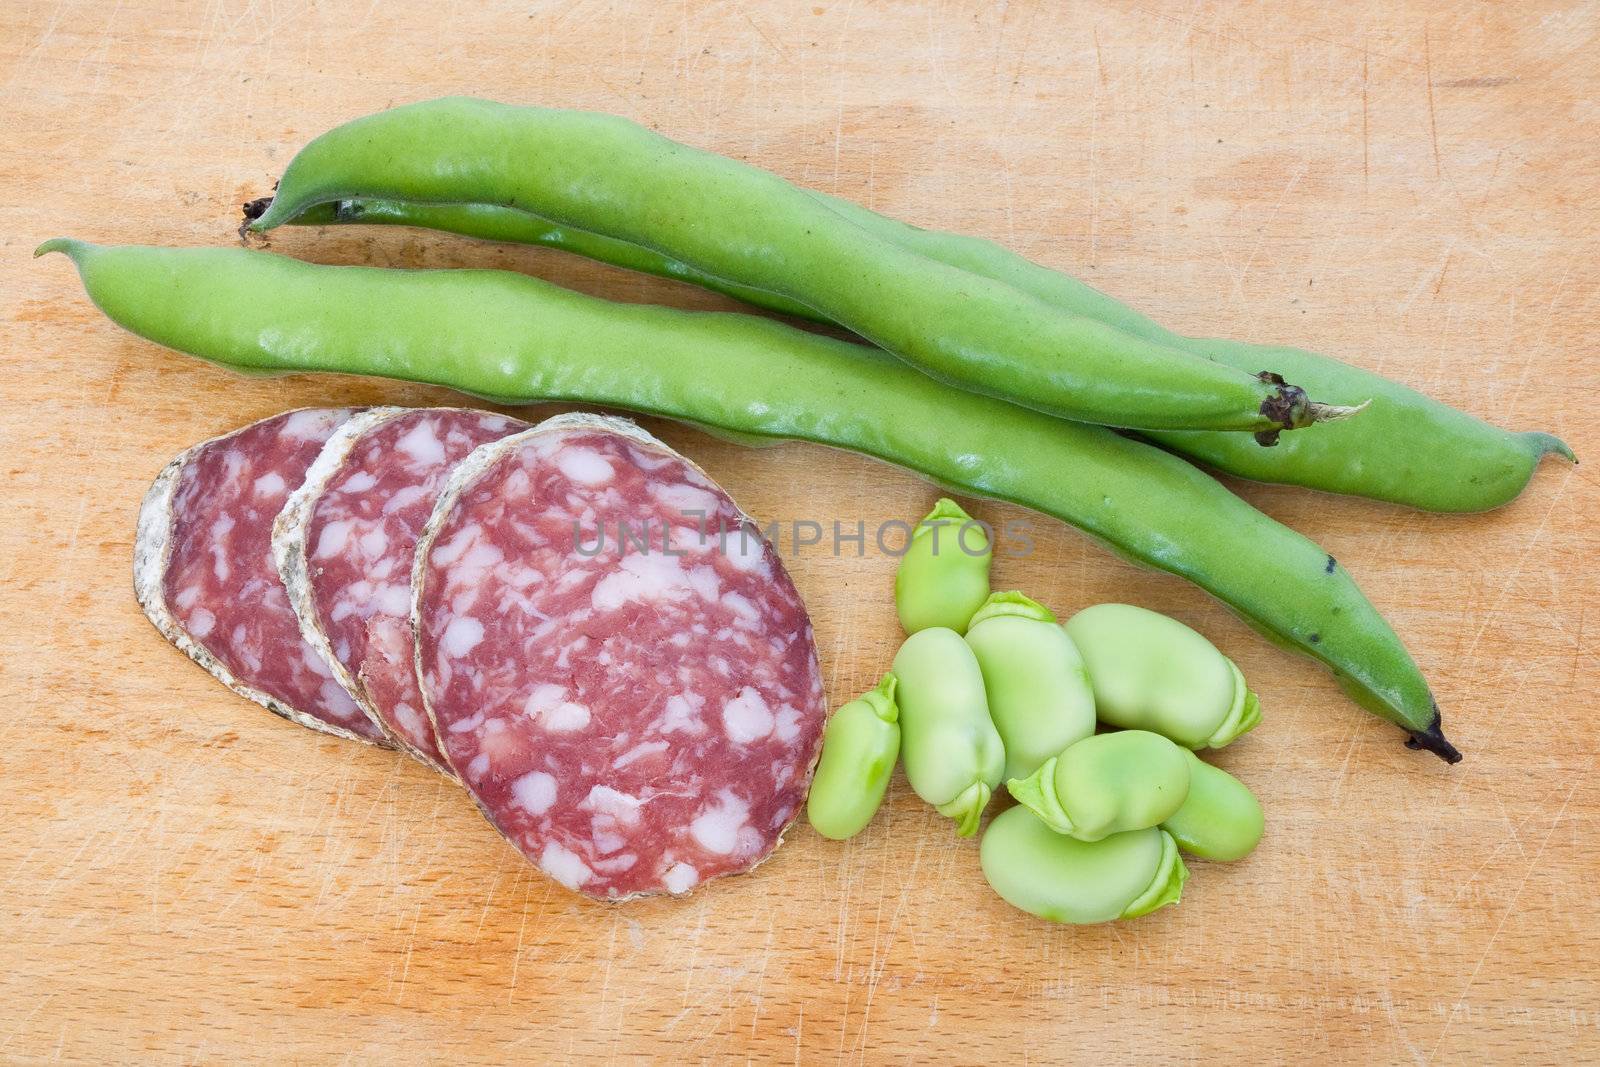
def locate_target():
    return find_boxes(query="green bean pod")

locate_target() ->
[805,196,1576,509]
[806,674,901,841]
[36,240,1461,761]
[288,178,1573,510]
[1162,749,1265,862]
[250,97,1353,437]
[980,806,1187,924]
[894,498,992,635]
[891,628,1005,836]
[1006,730,1191,841]
[1065,603,1262,750]
[962,591,1095,781]
[264,197,825,322]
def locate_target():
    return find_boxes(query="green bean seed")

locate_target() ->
[1065,603,1261,750]
[252,98,1357,437]
[894,498,992,635]
[1162,749,1265,862]
[962,591,1094,781]
[38,241,1461,761]
[892,628,1005,836]
[806,674,901,841]
[1007,730,1191,841]
[980,806,1187,924]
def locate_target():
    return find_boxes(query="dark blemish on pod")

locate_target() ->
[1309,633,1321,644]
[1325,555,1337,573]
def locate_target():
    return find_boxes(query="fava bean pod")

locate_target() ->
[38,241,1461,761]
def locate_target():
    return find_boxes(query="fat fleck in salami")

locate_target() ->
[275,407,525,773]
[134,408,386,744]
[415,414,825,900]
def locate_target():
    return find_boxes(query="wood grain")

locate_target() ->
[1,1,1595,1062]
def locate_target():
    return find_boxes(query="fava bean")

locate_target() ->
[1007,730,1190,841]
[980,806,1187,924]
[1162,749,1265,862]
[892,628,1005,836]
[963,591,1094,781]
[1065,603,1261,750]
[806,674,901,841]
[894,498,991,635]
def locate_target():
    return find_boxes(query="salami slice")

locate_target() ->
[414,414,825,900]
[134,408,386,744]
[274,407,526,773]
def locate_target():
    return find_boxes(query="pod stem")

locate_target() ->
[1307,399,1371,423]
[239,195,275,242]
[1252,372,1371,446]
[1404,708,1462,764]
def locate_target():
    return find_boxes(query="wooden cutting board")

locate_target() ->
[2,2,1594,1061]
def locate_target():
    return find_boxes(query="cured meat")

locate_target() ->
[415,414,825,900]
[274,407,525,773]
[134,408,385,744]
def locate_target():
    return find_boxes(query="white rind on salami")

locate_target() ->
[134,408,387,745]
[413,413,826,901]
[274,406,525,774]
[271,407,406,741]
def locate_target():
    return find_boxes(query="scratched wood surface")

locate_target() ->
[2,2,1596,1062]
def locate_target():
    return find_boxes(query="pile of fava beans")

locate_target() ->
[807,499,1265,925]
